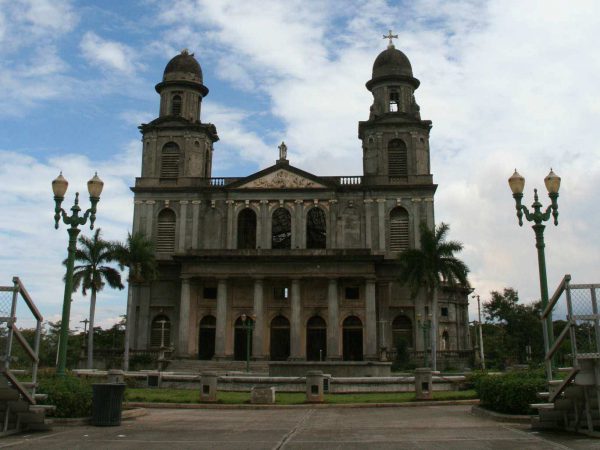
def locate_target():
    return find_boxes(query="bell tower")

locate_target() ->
[359,33,432,185]
[139,49,219,181]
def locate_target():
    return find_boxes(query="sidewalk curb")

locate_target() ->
[123,399,479,410]
[50,408,148,426]
[470,405,533,423]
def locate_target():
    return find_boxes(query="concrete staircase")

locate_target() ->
[532,360,600,436]
[0,376,53,435]
[166,359,270,375]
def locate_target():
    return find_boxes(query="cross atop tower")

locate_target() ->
[383,30,398,48]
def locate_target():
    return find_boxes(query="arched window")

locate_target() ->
[306,207,326,249]
[343,316,363,361]
[272,207,291,249]
[160,142,180,178]
[389,207,409,252]
[171,95,182,116]
[306,316,327,361]
[156,208,176,253]
[389,90,400,112]
[388,139,407,177]
[441,330,449,351]
[150,315,171,348]
[392,315,413,349]
[237,208,257,249]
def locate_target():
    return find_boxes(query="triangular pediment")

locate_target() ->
[237,167,327,189]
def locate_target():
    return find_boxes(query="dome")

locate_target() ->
[163,49,203,83]
[372,45,413,79]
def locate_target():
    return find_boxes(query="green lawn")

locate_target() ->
[125,388,477,405]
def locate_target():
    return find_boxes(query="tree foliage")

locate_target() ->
[66,228,124,369]
[480,288,544,368]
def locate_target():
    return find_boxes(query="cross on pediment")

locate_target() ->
[383,30,398,48]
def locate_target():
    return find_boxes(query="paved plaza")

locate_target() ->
[1,405,598,449]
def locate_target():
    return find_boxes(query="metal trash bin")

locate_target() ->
[91,383,126,426]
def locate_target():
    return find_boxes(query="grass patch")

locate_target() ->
[125,388,477,405]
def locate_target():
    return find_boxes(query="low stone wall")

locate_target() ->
[269,361,392,377]
[73,370,467,393]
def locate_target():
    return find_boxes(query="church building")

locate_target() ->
[129,38,472,368]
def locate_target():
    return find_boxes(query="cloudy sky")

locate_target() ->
[1,0,599,331]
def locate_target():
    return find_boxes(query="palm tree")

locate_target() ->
[113,232,158,370]
[397,222,469,371]
[67,228,124,369]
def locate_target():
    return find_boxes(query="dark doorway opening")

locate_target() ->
[198,315,216,360]
[234,316,253,361]
[270,315,290,361]
[306,316,327,361]
[343,316,363,361]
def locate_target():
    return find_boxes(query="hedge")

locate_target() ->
[38,373,93,418]
[475,370,546,415]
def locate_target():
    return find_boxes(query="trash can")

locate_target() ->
[91,383,126,426]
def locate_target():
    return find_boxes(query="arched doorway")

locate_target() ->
[270,316,290,361]
[234,316,253,361]
[306,316,327,361]
[343,316,363,361]
[198,315,216,360]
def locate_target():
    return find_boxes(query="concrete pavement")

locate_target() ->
[1,405,598,449]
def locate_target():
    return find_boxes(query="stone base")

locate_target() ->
[251,386,276,404]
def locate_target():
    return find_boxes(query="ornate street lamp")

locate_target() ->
[53,172,103,376]
[240,313,255,373]
[508,169,560,364]
[416,313,432,368]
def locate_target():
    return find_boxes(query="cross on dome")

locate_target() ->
[383,30,398,48]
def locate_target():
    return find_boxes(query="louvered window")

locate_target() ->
[150,315,171,348]
[157,209,176,253]
[160,143,180,178]
[171,95,182,116]
[389,207,409,252]
[388,139,407,178]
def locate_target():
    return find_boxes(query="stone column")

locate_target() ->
[145,200,155,237]
[133,200,144,234]
[328,200,337,248]
[178,277,191,356]
[260,200,269,248]
[226,200,235,249]
[191,200,201,249]
[290,279,302,359]
[252,278,265,359]
[411,198,422,249]
[365,279,377,359]
[178,200,188,252]
[215,279,228,358]
[327,279,341,359]
[293,199,303,248]
[138,285,150,348]
[364,199,373,249]
[377,198,386,251]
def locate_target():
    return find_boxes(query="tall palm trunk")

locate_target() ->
[87,290,97,369]
[431,287,438,371]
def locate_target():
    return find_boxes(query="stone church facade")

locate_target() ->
[129,43,472,368]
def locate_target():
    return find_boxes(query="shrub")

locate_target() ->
[475,371,546,415]
[38,373,93,418]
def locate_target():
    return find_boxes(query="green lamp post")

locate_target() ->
[240,313,255,373]
[52,172,104,377]
[416,313,432,368]
[508,168,560,366]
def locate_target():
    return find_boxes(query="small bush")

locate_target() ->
[38,373,93,418]
[475,371,546,415]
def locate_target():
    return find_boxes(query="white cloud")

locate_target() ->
[0,143,139,329]
[80,32,142,76]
